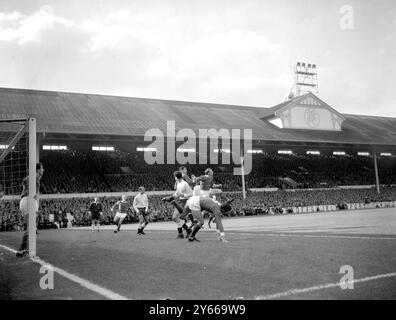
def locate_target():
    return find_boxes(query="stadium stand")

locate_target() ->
[1,88,396,231]
[35,150,396,193]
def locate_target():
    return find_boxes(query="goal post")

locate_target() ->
[0,118,37,257]
[28,118,37,257]
[241,156,246,200]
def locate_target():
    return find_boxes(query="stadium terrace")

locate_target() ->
[144,120,252,175]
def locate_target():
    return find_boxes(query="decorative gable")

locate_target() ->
[266,93,345,131]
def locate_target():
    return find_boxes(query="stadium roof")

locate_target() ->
[0,87,395,147]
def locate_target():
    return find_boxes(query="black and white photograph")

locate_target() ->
[0,0,396,306]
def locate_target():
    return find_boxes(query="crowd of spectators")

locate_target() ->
[228,187,396,215]
[2,187,396,231]
[1,149,396,231]
[39,150,396,192]
[2,150,396,195]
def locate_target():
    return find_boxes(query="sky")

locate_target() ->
[0,0,395,117]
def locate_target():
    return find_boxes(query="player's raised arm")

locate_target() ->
[111,201,119,212]
[182,173,193,186]
[144,193,149,213]
[195,175,206,183]
[88,202,93,214]
[182,183,193,200]
[193,185,201,196]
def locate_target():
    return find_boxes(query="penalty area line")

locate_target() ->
[255,271,396,300]
[0,243,128,300]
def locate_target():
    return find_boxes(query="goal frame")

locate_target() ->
[0,118,37,257]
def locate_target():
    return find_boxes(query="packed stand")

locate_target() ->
[34,150,396,194]
[2,187,396,231]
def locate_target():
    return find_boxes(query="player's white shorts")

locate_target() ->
[187,195,201,211]
[19,196,39,216]
[115,212,127,220]
[200,190,211,197]
[193,185,202,196]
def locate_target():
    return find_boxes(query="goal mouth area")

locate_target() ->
[0,117,37,257]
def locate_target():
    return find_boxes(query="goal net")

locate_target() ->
[0,118,37,256]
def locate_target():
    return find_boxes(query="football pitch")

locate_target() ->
[1,208,396,300]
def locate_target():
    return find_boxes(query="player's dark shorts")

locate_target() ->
[91,212,101,220]
[137,208,147,216]
[179,199,187,208]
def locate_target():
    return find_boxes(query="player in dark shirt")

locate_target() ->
[16,163,44,257]
[89,197,103,232]
[179,166,194,187]
[195,168,222,196]
[111,195,130,233]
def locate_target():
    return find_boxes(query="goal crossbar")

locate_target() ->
[0,118,29,123]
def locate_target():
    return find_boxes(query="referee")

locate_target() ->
[89,197,103,232]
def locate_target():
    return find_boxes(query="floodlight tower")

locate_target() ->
[291,62,319,97]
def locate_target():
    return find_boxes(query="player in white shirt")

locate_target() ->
[164,171,193,239]
[192,184,222,228]
[133,186,149,235]
[66,212,75,228]
[179,194,232,242]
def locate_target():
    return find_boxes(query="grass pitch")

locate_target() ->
[1,208,396,300]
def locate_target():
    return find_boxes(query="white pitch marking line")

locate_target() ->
[0,244,128,300]
[130,229,396,240]
[255,272,396,300]
[49,227,396,242]
[226,231,396,241]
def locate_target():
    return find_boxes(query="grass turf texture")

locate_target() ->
[1,208,396,300]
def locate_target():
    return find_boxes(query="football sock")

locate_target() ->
[19,232,28,251]
[190,225,201,238]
